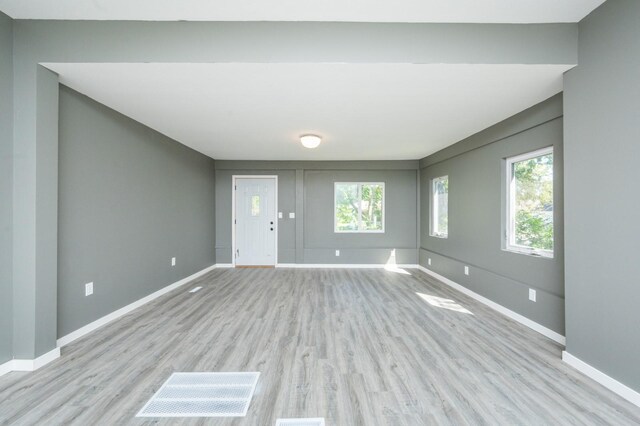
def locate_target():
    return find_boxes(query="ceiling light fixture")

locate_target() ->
[300,134,322,149]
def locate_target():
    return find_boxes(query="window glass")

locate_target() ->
[507,148,554,257]
[430,176,448,238]
[335,183,385,232]
[360,184,384,231]
[251,195,260,216]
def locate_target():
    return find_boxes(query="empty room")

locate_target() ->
[1,0,639,424]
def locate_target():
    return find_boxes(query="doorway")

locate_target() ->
[232,176,278,267]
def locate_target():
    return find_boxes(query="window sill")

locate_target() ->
[334,230,385,234]
[429,234,448,239]
[503,247,554,259]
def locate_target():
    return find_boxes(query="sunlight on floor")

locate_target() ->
[416,292,474,315]
[384,249,412,275]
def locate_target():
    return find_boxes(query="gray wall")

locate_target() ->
[4,18,577,362]
[58,86,216,337]
[11,66,59,359]
[304,170,418,263]
[0,11,13,364]
[564,0,640,391]
[34,67,59,356]
[215,161,418,265]
[419,94,565,335]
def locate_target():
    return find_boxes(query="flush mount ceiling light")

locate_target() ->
[300,134,322,149]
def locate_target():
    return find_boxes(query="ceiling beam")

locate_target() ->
[15,21,577,66]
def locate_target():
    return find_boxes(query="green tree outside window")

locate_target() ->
[335,183,384,232]
[510,151,554,253]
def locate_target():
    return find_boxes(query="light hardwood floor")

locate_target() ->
[1,268,639,425]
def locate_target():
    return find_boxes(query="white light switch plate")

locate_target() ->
[289,212,295,219]
[428,258,432,266]
[171,257,176,266]
[335,250,340,256]
[529,288,537,302]
[85,282,93,296]
[278,212,283,219]
[464,266,469,275]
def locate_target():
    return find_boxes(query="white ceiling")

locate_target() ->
[45,63,571,160]
[1,0,605,23]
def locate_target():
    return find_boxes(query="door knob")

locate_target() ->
[270,227,274,231]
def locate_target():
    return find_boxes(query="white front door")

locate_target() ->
[234,177,277,266]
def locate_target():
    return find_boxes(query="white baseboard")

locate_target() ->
[416,265,566,345]
[57,264,218,348]
[0,347,61,377]
[0,359,13,377]
[563,351,640,407]
[13,347,61,371]
[215,263,233,268]
[276,263,419,269]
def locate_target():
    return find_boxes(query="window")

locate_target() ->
[505,147,554,257]
[334,182,385,233]
[250,195,260,216]
[430,176,449,238]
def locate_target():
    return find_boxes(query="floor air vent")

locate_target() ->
[137,372,260,418]
[276,418,325,426]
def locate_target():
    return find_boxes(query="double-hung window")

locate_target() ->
[334,182,385,233]
[505,147,554,257]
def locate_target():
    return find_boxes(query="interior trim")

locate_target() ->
[562,351,640,408]
[0,347,61,377]
[231,175,279,267]
[275,263,419,269]
[0,360,13,377]
[416,265,566,345]
[56,263,218,348]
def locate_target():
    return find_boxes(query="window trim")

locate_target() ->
[429,175,449,239]
[334,182,385,233]
[505,146,554,258]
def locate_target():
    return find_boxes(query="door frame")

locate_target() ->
[231,175,279,267]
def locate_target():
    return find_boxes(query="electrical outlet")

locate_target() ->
[278,212,283,219]
[85,282,93,296]
[428,258,432,266]
[171,257,176,266]
[335,250,340,257]
[289,212,295,219]
[464,266,469,275]
[529,289,537,302]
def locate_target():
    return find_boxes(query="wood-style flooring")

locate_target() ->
[1,268,639,425]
